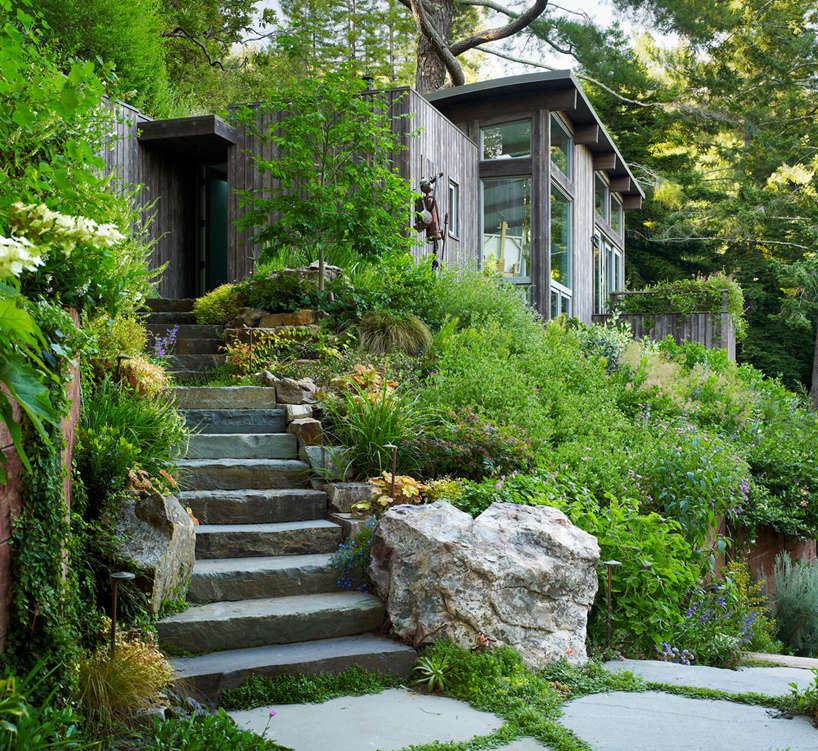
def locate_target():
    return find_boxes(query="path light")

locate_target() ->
[600,560,621,649]
[384,444,397,499]
[109,571,135,656]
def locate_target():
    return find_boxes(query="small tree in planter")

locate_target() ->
[234,65,416,290]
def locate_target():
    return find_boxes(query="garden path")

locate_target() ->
[147,299,415,702]
[232,660,818,751]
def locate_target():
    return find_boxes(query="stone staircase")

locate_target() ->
[146,299,415,702]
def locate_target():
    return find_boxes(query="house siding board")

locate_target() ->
[573,143,594,323]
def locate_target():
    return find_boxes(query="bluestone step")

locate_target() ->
[182,408,285,433]
[173,386,277,411]
[167,353,226,372]
[146,311,197,326]
[188,554,337,603]
[170,635,417,703]
[186,432,297,460]
[172,338,224,355]
[194,519,340,558]
[157,591,385,653]
[178,458,310,491]
[145,298,195,313]
[146,323,223,339]
[179,488,327,525]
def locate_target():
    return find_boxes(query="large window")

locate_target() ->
[481,120,531,160]
[448,179,459,238]
[481,176,531,281]
[594,232,624,313]
[550,185,572,316]
[594,172,609,221]
[550,115,572,178]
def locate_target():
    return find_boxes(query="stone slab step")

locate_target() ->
[145,298,195,313]
[146,323,223,339]
[188,554,336,603]
[178,458,310,491]
[172,338,224,355]
[194,519,340,558]
[169,635,417,703]
[173,387,277,411]
[167,354,226,372]
[186,433,297,460]
[146,311,197,326]
[157,592,384,653]
[179,489,327,525]
[182,408,285,434]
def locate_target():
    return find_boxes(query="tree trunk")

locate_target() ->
[809,312,818,409]
[414,0,456,92]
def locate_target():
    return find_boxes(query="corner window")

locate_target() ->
[550,185,572,291]
[480,176,531,281]
[610,194,623,235]
[550,114,572,178]
[481,120,531,160]
[594,233,624,314]
[595,172,609,222]
[448,180,459,238]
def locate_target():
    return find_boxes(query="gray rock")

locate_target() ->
[300,445,349,481]
[276,377,308,404]
[370,501,599,667]
[227,307,266,329]
[326,482,371,513]
[285,404,313,422]
[329,512,374,541]
[288,417,323,446]
[116,492,196,614]
[260,370,277,388]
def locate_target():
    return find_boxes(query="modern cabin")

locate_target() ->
[104,71,643,323]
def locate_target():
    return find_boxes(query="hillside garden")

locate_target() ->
[2,4,818,748]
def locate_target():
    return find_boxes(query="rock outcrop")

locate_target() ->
[116,491,196,614]
[370,501,599,666]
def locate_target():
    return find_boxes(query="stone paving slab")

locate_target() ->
[497,738,553,751]
[230,688,505,751]
[604,658,816,696]
[560,691,817,751]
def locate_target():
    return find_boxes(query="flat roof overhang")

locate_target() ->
[426,71,645,202]
[138,115,237,162]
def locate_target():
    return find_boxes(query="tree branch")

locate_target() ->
[630,229,811,252]
[408,0,466,86]
[161,27,248,71]
[450,0,549,55]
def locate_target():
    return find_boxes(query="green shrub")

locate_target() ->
[773,554,818,656]
[357,311,432,355]
[411,409,536,482]
[323,383,428,479]
[193,283,249,325]
[573,317,634,372]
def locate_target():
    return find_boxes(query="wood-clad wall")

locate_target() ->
[102,100,197,298]
[572,143,595,323]
[227,90,480,278]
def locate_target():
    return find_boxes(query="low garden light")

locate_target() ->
[601,560,621,649]
[384,443,398,499]
[109,571,136,655]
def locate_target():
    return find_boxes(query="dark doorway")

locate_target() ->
[204,163,228,292]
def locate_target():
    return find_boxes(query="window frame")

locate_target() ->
[610,193,624,236]
[479,175,533,285]
[448,179,460,239]
[594,171,610,223]
[549,181,574,308]
[549,113,573,180]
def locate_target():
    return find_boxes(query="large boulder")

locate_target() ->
[116,491,196,614]
[370,501,599,667]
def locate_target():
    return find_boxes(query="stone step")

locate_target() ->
[172,338,224,356]
[169,635,417,703]
[179,489,327,525]
[157,592,385,653]
[173,386,277,411]
[178,458,310,491]
[182,409,286,434]
[186,433,297,460]
[145,298,196,313]
[146,311,197,326]
[146,324,224,339]
[188,554,336,603]
[194,519,340,558]
[167,354,226,372]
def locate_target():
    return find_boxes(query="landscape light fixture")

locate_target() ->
[601,560,621,649]
[109,571,136,655]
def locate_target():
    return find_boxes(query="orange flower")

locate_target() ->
[159,469,177,489]
[566,647,573,656]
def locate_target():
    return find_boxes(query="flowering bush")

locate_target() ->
[224,326,343,376]
[332,517,375,593]
[330,363,397,400]
[412,409,536,482]
[354,472,428,515]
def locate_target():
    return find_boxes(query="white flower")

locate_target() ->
[0,234,43,278]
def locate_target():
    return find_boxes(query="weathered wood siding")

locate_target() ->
[591,311,737,360]
[102,100,197,298]
[572,143,595,323]
[227,89,479,278]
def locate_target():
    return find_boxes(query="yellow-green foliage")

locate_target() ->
[88,314,148,363]
[357,311,432,355]
[78,637,173,732]
[193,283,248,325]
